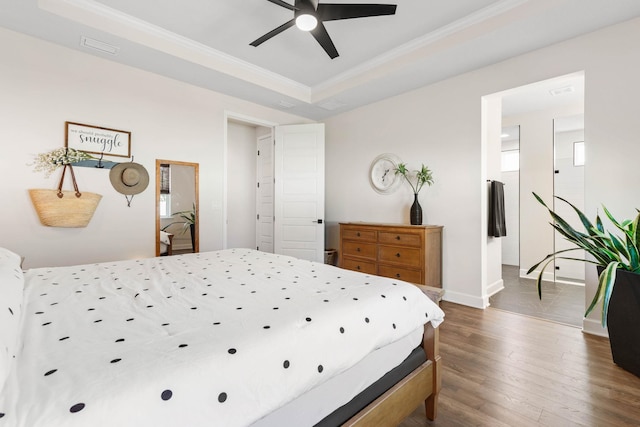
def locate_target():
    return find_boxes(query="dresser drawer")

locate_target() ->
[378,231,422,247]
[339,222,443,288]
[341,228,377,242]
[342,241,377,259]
[378,265,422,284]
[378,246,422,267]
[342,257,377,275]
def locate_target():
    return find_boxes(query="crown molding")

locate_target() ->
[311,0,531,101]
[38,0,312,102]
[39,0,547,107]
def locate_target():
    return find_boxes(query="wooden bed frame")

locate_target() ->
[343,286,443,426]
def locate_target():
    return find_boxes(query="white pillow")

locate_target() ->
[160,230,173,245]
[0,248,24,388]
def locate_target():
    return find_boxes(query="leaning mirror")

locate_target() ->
[155,159,199,256]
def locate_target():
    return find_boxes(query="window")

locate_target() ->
[160,194,172,218]
[160,164,171,194]
[501,150,519,172]
[573,141,585,166]
[159,164,171,217]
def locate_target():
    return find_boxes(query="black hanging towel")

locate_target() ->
[488,180,507,237]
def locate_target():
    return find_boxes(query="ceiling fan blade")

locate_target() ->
[316,4,397,21]
[250,19,296,47]
[265,0,298,11]
[311,22,339,59]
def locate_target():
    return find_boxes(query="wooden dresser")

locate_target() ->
[339,222,443,288]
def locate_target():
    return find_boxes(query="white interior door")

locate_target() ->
[274,124,325,262]
[256,133,274,253]
[554,154,585,282]
[553,118,585,283]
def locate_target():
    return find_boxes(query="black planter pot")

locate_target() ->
[603,268,640,377]
[189,223,196,252]
[410,193,422,225]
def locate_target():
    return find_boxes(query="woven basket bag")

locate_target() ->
[29,164,102,228]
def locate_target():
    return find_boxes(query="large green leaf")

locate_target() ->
[600,262,619,327]
[530,193,639,325]
[585,261,619,326]
[554,195,597,236]
[527,248,580,275]
[596,215,605,234]
[634,212,640,247]
[602,205,624,231]
[608,232,631,262]
[534,258,556,300]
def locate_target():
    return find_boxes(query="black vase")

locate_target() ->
[189,223,196,252]
[605,268,640,377]
[410,193,422,225]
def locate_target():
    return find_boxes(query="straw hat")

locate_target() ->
[109,162,149,195]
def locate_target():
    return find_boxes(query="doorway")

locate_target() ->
[224,114,326,262]
[488,73,586,327]
[224,113,276,251]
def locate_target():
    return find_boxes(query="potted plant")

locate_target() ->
[394,163,434,225]
[161,203,197,251]
[528,192,640,377]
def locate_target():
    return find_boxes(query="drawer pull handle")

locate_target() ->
[356,232,361,237]
[357,265,361,270]
[396,253,401,257]
[357,247,361,252]
[396,236,401,240]
[396,273,401,278]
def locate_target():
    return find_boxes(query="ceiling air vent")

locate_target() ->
[275,100,295,109]
[549,85,575,97]
[80,36,119,55]
[318,100,346,111]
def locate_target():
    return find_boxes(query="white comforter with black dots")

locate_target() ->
[0,249,444,427]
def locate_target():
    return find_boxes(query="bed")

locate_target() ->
[0,247,444,426]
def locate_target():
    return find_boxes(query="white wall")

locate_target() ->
[227,122,257,249]
[501,135,520,267]
[325,16,640,330]
[325,76,485,308]
[501,170,519,266]
[483,95,505,302]
[0,27,309,268]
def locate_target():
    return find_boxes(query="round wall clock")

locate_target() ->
[369,153,402,194]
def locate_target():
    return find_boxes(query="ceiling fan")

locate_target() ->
[250,0,397,59]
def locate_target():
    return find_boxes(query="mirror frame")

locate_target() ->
[155,159,200,256]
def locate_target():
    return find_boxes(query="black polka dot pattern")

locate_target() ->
[1,248,444,426]
[69,403,85,413]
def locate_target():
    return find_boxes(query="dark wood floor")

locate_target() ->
[400,302,640,427]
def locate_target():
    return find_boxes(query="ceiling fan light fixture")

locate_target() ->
[295,14,318,31]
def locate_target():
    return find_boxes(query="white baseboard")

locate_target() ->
[442,290,488,309]
[486,279,504,297]
[582,318,609,337]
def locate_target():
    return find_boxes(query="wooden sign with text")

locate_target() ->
[65,121,131,158]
